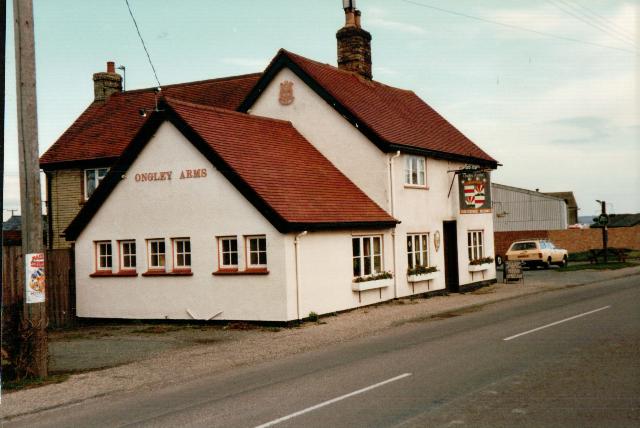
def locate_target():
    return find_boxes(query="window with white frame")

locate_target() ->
[352,236,382,277]
[84,168,109,200]
[219,237,238,268]
[246,236,267,268]
[173,238,191,269]
[119,240,136,270]
[148,239,166,270]
[404,156,426,186]
[96,241,112,271]
[407,233,429,269]
[467,230,484,261]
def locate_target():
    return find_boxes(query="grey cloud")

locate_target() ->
[549,116,611,145]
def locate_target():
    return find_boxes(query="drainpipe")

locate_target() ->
[294,230,308,321]
[388,151,401,298]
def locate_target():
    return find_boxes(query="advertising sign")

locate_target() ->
[25,252,46,304]
[459,170,492,214]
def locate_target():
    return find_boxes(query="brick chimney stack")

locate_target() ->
[93,61,122,102]
[336,2,372,79]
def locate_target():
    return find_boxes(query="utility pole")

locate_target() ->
[14,0,47,378]
[600,201,608,264]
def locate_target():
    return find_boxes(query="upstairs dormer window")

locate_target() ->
[404,156,426,187]
[85,168,109,200]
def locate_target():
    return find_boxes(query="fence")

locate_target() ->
[494,225,640,257]
[2,246,75,328]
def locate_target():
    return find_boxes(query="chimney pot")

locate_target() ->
[354,10,361,28]
[93,60,122,102]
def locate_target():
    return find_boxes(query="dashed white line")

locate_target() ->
[254,373,412,428]
[503,305,611,341]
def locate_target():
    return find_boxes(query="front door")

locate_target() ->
[443,221,459,292]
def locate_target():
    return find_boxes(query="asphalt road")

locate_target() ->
[6,275,639,427]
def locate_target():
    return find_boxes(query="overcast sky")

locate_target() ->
[3,0,638,219]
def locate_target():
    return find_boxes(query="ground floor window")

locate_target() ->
[219,236,238,268]
[148,239,166,270]
[467,230,484,261]
[352,236,382,277]
[246,236,267,268]
[120,240,136,270]
[96,241,112,270]
[407,233,429,269]
[173,238,191,269]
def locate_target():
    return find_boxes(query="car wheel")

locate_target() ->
[544,258,551,269]
[495,255,503,267]
[560,256,568,268]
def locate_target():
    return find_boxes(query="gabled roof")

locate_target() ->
[40,73,261,168]
[240,49,498,168]
[65,98,397,239]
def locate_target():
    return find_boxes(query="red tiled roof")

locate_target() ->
[40,73,261,167]
[166,99,396,225]
[251,50,496,165]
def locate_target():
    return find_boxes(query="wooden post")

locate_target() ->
[601,201,608,264]
[13,0,47,378]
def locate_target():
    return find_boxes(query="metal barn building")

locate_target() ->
[492,183,567,232]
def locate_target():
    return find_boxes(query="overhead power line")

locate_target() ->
[547,0,636,49]
[567,0,636,44]
[401,0,638,55]
[124,0,162,88]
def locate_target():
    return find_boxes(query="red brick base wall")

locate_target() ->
[494,225,640,256]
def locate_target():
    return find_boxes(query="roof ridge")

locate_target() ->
[164,97,293,126]
[123,72,262,95]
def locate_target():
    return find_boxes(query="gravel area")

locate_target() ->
[2,265,639,419]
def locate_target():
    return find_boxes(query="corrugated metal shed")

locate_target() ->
[492,183,567,232]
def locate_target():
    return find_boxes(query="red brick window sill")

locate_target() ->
[90,271,138,278]
[212,268,269,276]
[142,270,193,277]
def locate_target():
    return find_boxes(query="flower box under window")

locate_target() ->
[468,263,491,272]
[351,277,393,292]
[408,271,438,282]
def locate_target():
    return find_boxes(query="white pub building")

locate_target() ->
[45,4,499,322]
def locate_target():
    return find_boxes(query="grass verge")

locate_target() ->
[557,262,636,272]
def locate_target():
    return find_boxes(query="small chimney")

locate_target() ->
[93,61,122,102]
[336,2,372,80]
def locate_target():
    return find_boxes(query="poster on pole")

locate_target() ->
[459,170,492,214]
[25,252,46,304]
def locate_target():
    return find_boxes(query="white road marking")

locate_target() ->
[503,305,611,341]
[254,373,412,428]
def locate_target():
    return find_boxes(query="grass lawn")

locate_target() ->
[557,262,637,272]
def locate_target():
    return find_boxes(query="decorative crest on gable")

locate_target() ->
[279,80,295,105]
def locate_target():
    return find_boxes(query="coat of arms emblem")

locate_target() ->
[458,170,492,214]
[279,80,294,105]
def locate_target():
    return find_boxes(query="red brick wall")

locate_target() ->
[494,225,640,256]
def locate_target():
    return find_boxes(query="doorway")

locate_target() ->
[443,221,459,292]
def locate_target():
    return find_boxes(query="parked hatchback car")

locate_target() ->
[505,239,568,269]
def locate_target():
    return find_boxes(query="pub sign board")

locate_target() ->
[459,170,492,214]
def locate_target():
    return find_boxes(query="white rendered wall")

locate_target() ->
[392,157,496,293]
[286,230,395,320]
[74,122,289,321]
[249,68,390,211]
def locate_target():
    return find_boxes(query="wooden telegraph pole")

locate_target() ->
[13,0,47,378]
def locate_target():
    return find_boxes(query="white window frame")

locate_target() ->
[352,235,383,278]
[95,240,112,271]
[84,167,109,200]
[467,230,484,262]
[407,233,429,269]
[119,240,136,271]
[404,155,426,187]
[173,238,191,270]
[147,239,166,270]
[246,236,267,268]
[218,236,239,269]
